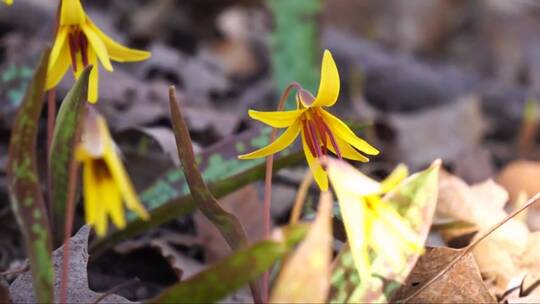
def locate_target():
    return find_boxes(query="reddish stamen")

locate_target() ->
[302,120,317,157]
[307,121,323,158]
[312,113,329,155]
[321,119,342,160]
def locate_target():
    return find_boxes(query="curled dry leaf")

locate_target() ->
[497,160,540,230]
[391,247,496,303]
[436,171,535,295]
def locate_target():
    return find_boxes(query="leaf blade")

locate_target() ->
[6,50,54,303]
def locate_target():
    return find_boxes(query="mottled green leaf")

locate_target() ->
[329,160,441,303]
[49,66,91,245]
[268,0,321,109]
[148,224,309,304]
[270,192,333,303]
[6,50,54,303]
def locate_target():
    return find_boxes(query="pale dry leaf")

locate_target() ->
[9,226,132,303]
[391,247,496,303]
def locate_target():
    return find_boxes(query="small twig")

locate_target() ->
[92,278,139,304]
[399,192,540,303]
[289,170,314,225]
[0,265,29,277]
[261,82,300,302]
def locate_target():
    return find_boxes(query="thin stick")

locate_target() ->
[59,155,80,304]
[399,192,540,303]
[93,278,139,304]
[261,82,301,302]
[0,265,29,277]
[289,170,314,225]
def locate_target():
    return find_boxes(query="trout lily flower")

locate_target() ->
[76,109,149,236]
[46,0,151,103]
[327,159,423,284]
[238,50,378,190]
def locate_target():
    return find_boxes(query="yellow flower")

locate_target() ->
[327,159,423,284]
[3,0,12,5]
[76,109,149,236]
[46,0,151,103]
[238,50,379,190]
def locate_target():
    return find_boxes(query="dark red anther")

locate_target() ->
[68,32,78,72]
[79,31,89,67]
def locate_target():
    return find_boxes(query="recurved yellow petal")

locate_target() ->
[321,110,379,156]
[49,27,68,71]
[88,20,151,62]
[82,160,97,225]
[87,48,99,103]
[311,50,340,108]
[238,121,301,159]
[46,42,70,90]
[381,164,408,193]
[326,158,380,197]
[301,132,328,191]
[60,0,86,25]
[104,143,149,220]
[327,135,369,162]
[248,109,304,128]
[83,24,113,71]
[92,175,108,237]
[102,175,126,229]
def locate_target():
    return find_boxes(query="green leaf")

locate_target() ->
[148,224,309,303]
[270,192,333,303]
[268,0,321,109]
[329,160,441,303]
[6,50,54,303]
[49,66,91,245]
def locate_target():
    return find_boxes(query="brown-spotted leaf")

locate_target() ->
[6,50,54,303]
[148,224,309,303]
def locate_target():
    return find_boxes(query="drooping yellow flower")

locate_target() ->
[3,0,13,5]
[46,0,151,103]
[76,109,149,236]
[326,158,423,284]
[238,50,379,190]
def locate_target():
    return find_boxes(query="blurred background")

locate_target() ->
[2,0,540,301]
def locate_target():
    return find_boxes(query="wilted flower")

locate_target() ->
[327,158,423,283]
[76,109,149,236]
[46,0,151,102]
[239,50,378,190]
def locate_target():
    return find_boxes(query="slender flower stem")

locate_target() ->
[59,117,83,303]
[46,89,56,219]
[289,170,314,225]
[262,82,301,302]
